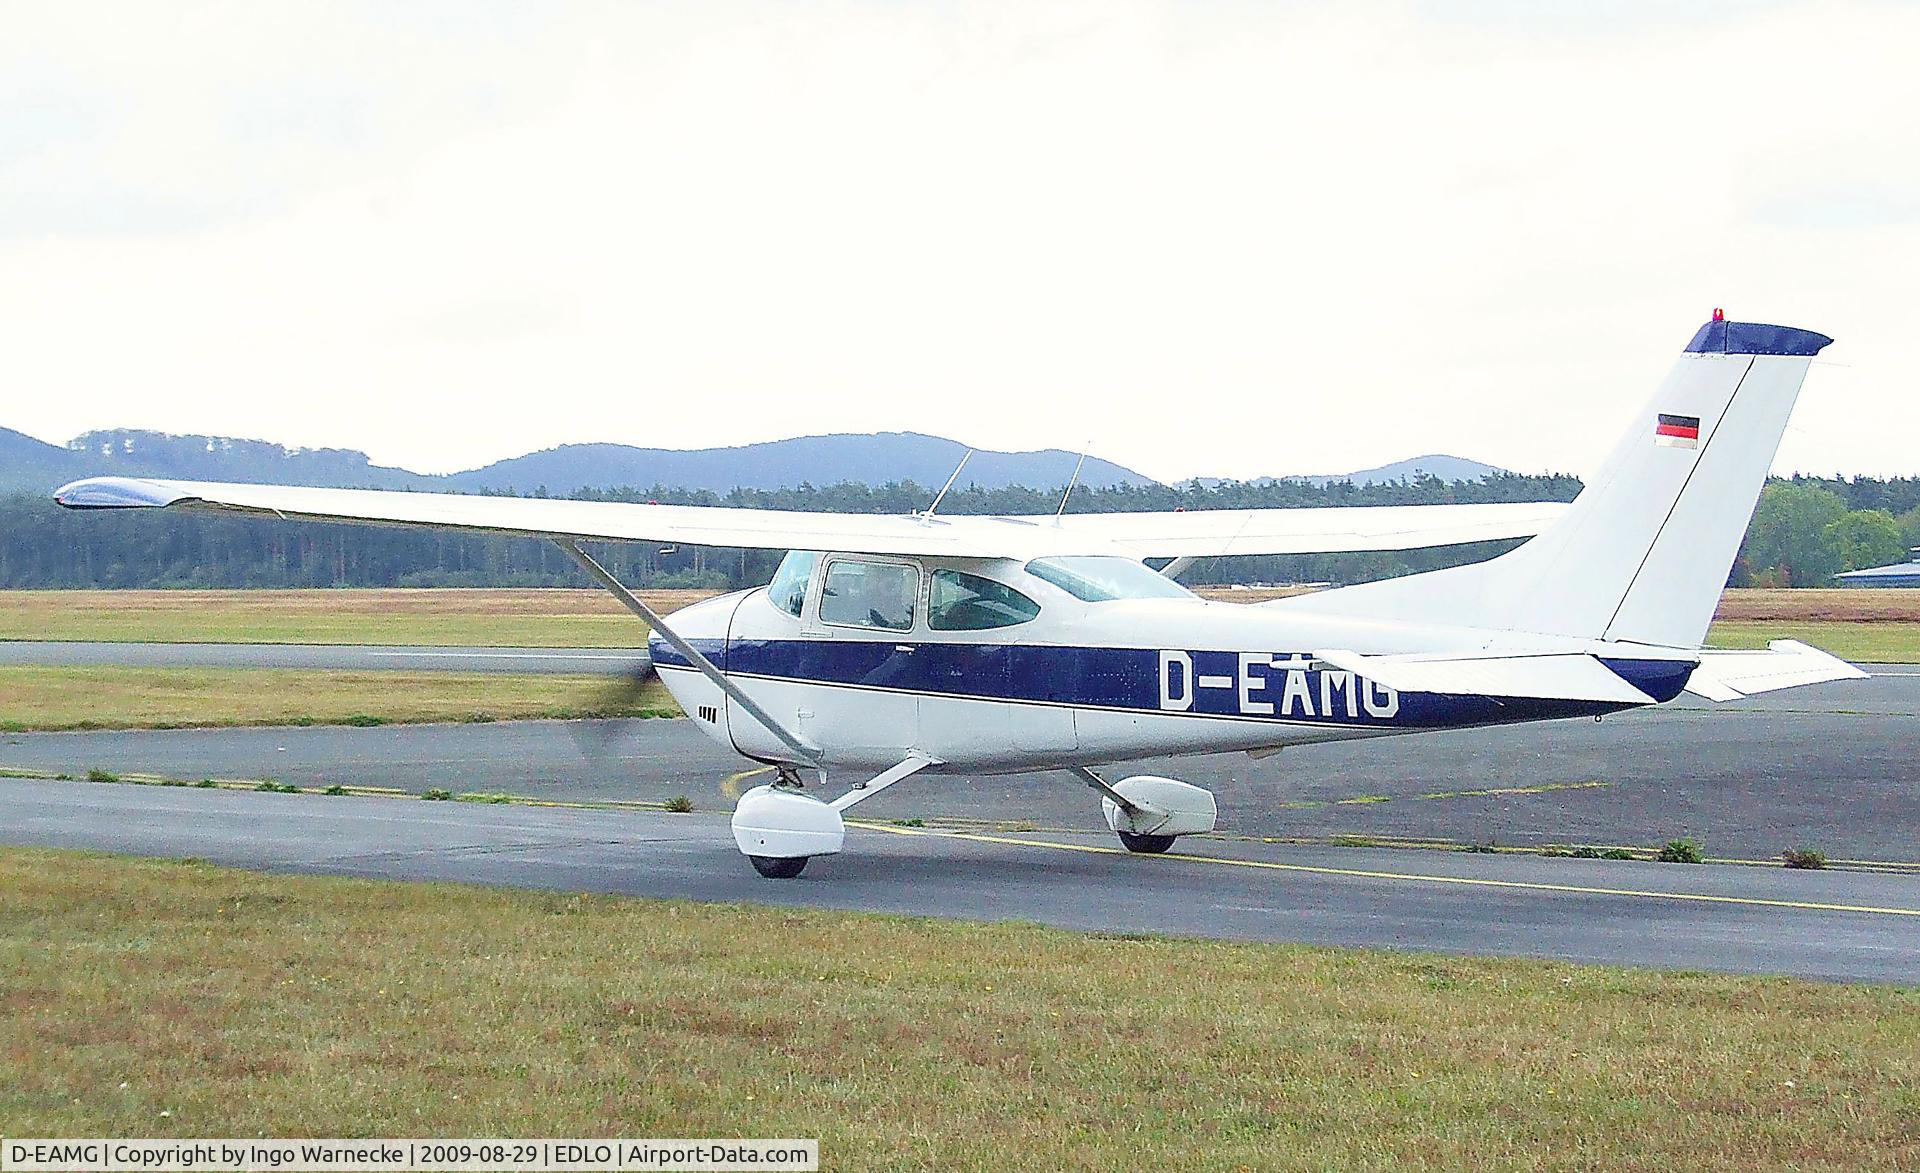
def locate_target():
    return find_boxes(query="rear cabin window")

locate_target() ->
[820,560,919,631]
[928,569,1041,631]
[768,550,819,617]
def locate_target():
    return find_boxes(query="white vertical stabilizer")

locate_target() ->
[1280,318,1832,648]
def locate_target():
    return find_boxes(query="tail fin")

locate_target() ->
[1286,317,1832,647]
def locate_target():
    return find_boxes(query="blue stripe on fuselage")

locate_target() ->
[650,635,1683,730]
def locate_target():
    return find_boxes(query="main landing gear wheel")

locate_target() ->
[749,855,808,879]
[1089,773,1218,857]
[1116,831,1177,854]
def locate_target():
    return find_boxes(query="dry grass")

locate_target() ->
[1714,589,1920,623]
[0,848,1914,1170]
[0,666,678,731]
[0,589,711,647]
[1194,585,1323,602]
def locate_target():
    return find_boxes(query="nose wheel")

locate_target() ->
[1116,831,1177,854]
[748,855,808,879]
[731,754,937,878]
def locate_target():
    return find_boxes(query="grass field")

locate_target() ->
[6,587,1919,657]
[1,849,1914,1169]
[0,588,706,647]
[1713,589,1920,622]
[1703,620,1920,663]
[0,667,677,732]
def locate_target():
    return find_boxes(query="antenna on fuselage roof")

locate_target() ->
[920,447,973,520]
[1054,445,1090,520]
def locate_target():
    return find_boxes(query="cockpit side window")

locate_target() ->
[767,550,820,618]
[819,559,919,631]
[928,569,1041,630]
[1024,556,1196,602]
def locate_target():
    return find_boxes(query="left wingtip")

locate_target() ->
[52,477,186,510]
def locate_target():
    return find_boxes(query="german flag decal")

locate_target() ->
[1655,413,1700,448]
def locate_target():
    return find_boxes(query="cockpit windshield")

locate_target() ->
[767,550,819,617]
[1024,556,1196,603]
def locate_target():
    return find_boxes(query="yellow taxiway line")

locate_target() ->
[719,765,775,800]
[853,822,1920,919]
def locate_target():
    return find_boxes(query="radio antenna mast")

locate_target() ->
[923,448,973,520]
[1054,445,1090,520]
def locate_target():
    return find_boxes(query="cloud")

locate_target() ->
[2,0,1915,481]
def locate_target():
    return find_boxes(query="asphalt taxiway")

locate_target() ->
[4,776,1916,983]
[6,669,1917,859]
[4,662,1916,981]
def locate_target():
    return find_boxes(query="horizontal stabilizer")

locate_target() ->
[1314,649,1657,704]
[1683,640,1867,700]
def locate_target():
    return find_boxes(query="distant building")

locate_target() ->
[1836,548,1920,588]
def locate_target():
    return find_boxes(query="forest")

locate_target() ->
[2,472,1914,591]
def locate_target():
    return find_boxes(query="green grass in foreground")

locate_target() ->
[1706,620,1920,663]
[0,667,678,731]
[0,850,1916,1169]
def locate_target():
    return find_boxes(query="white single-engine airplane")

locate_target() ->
[57,316,1865,877]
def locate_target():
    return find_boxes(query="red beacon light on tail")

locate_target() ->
[1712,308,1725,321]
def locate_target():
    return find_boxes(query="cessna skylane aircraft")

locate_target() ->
[56,315,1864,876]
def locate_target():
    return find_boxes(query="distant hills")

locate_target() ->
[1182,454,1509,490]
[12,428,429,492]
[2,427,101,494]
[3,428,1154,495]
[2,425,1511,496]
[452,433,1154,495]
[1298,454,1509,486]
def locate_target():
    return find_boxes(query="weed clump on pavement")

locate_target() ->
[1657,838,1704,864]
[1545,845,1638,860]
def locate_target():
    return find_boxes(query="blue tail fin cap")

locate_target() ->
[1686,319,1832,357]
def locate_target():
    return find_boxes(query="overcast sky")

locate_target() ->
[4,1,1915,483]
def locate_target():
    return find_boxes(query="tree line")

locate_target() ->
[1738,478,1920,587]
[2,471,1913,590]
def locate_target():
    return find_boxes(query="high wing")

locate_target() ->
[1047,503,1566,559]
[52,477,1566,561]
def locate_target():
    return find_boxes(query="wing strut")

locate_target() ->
[1071,765,1143,815]
[555,539,823,767]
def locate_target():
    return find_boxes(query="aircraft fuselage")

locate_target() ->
[650,557,1694,775]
